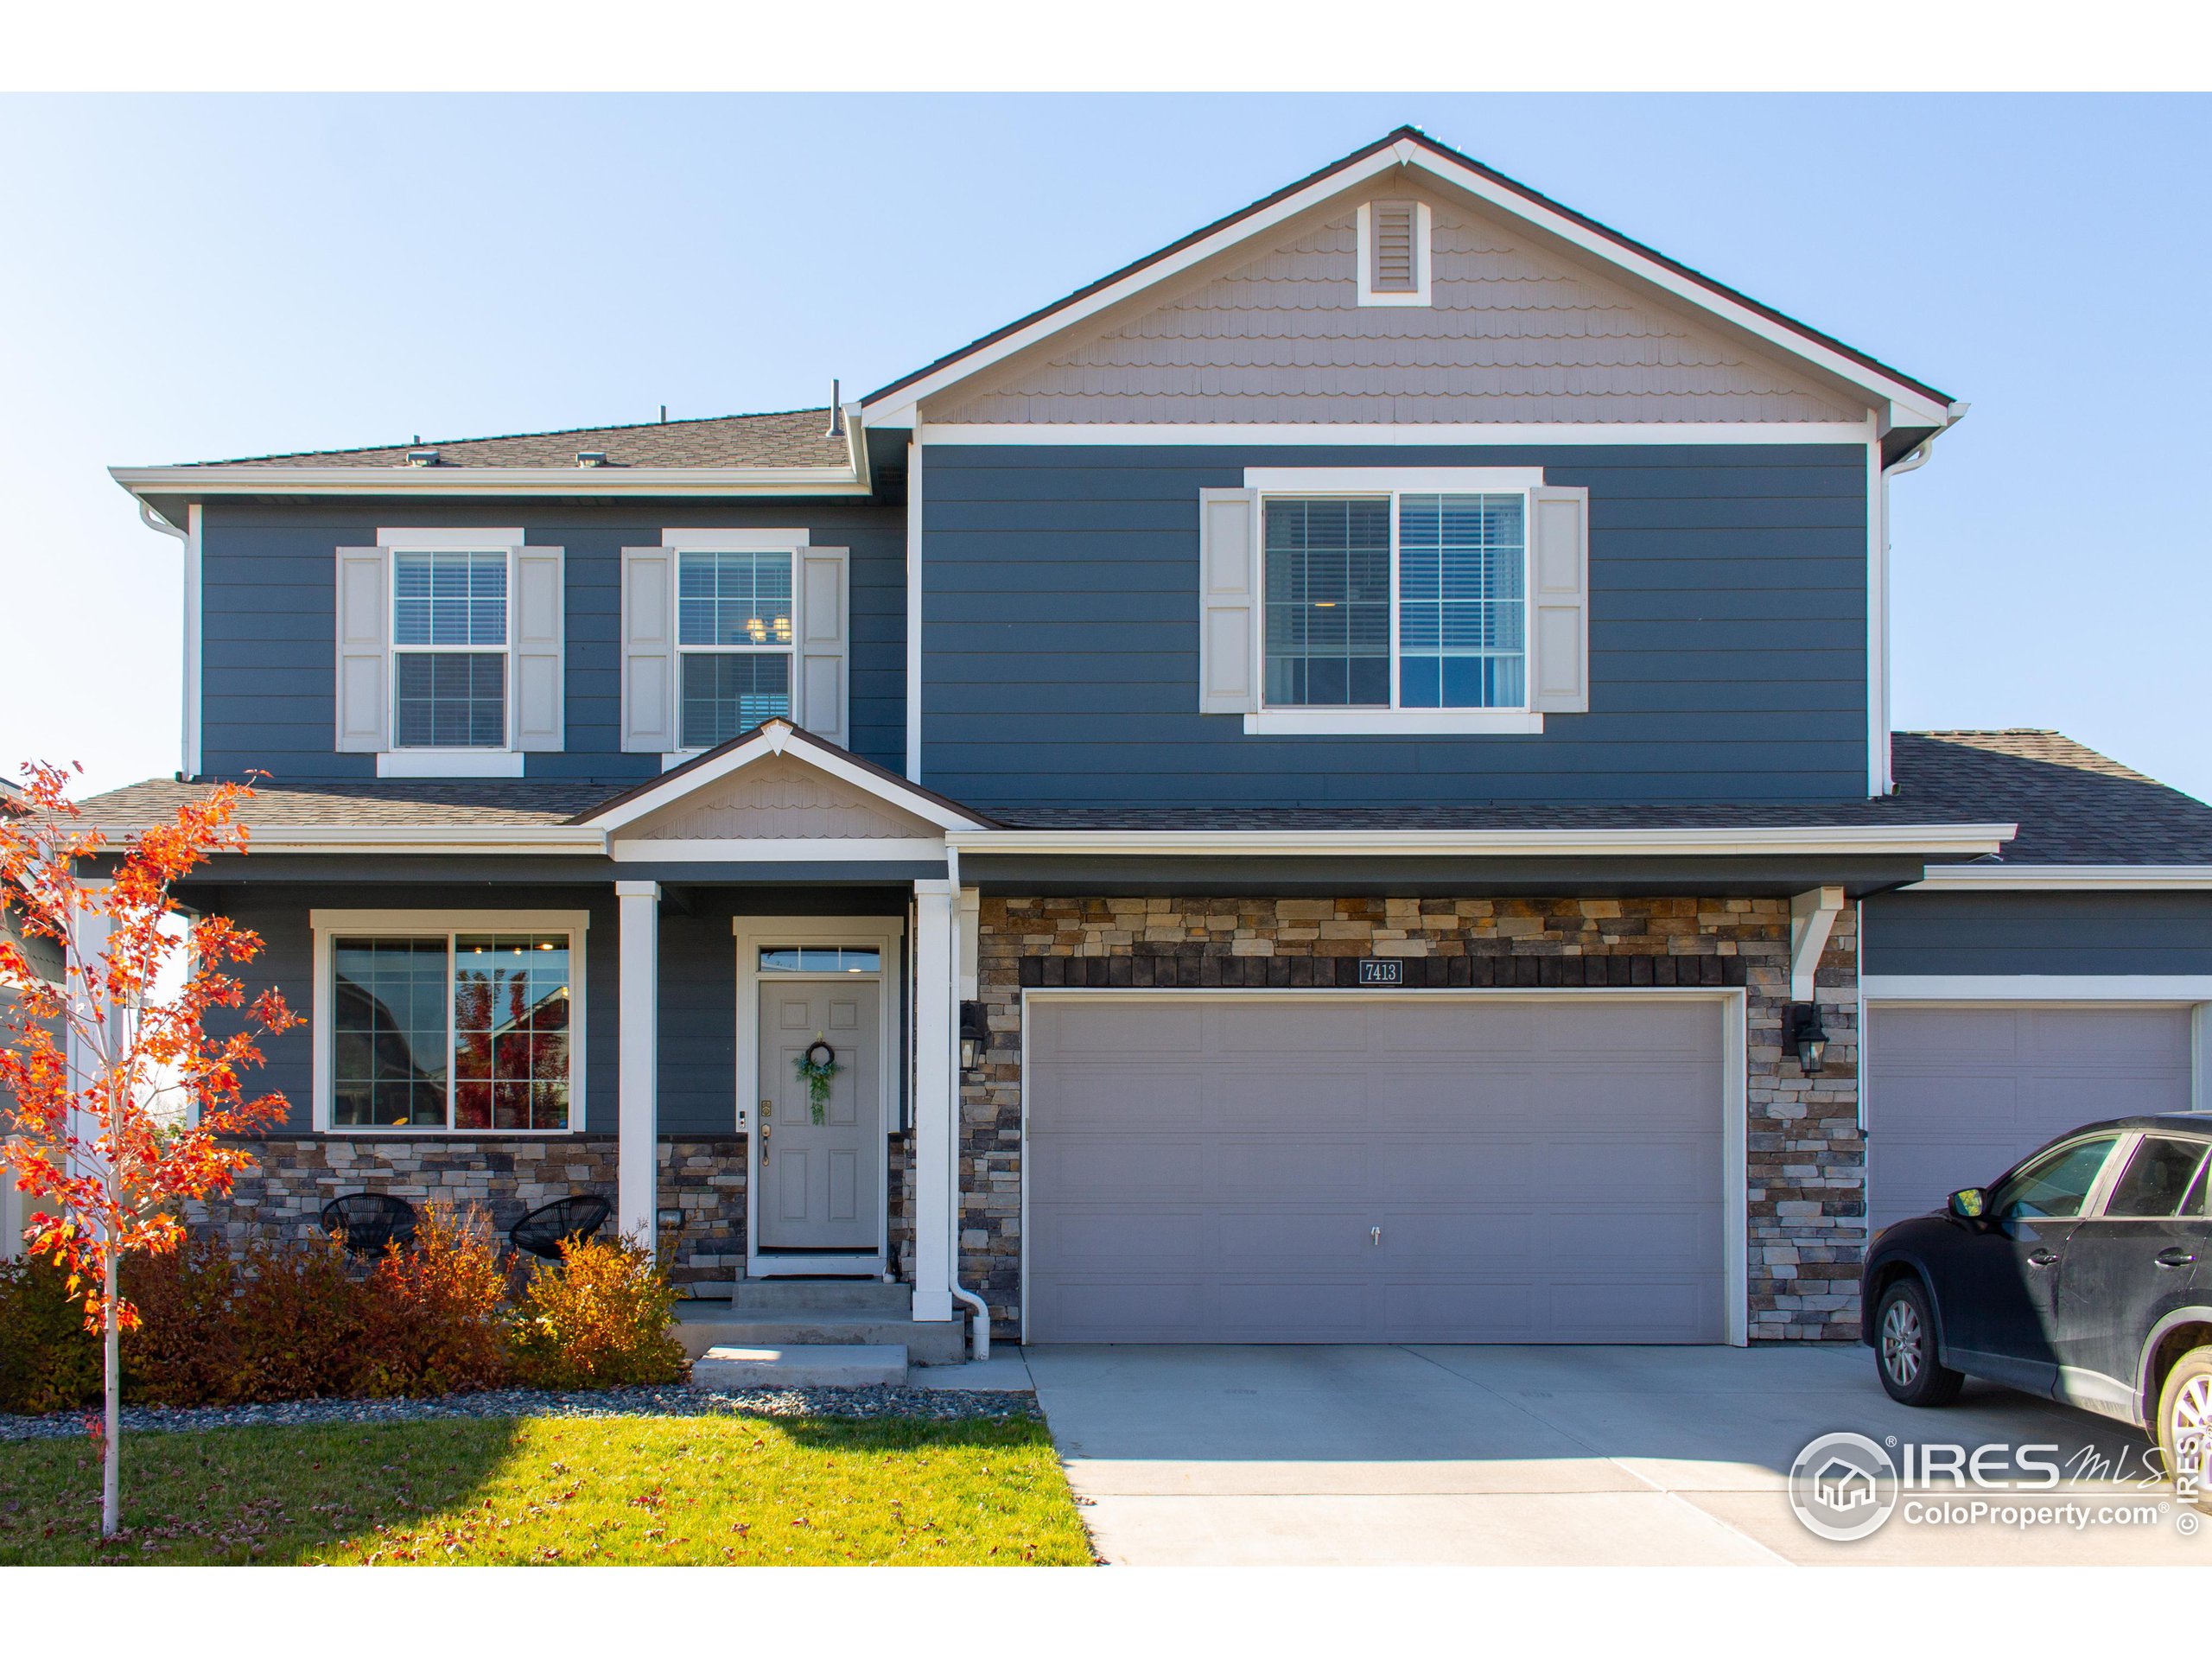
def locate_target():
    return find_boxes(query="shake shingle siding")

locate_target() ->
[918,443,1869,808]
[199,498,908,782]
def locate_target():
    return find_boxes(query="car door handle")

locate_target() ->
[2156,1248,2198,1269]
[2027,1248,2059,1268]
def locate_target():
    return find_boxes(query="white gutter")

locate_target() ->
[86,823,609,856]
[111,464,869,499]
[947,823,2018,859]
[1908,865,2212,892]
[944,842,991,1360]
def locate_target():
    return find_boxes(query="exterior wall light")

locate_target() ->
[959,1000,987,1071]
[1783,1001,1829,1075]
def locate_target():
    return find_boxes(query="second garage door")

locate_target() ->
[1024,994,1729,1344]
[1866,1003,2195,1236]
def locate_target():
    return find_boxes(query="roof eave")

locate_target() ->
[110,464,871,503]
[945,823,2018,858]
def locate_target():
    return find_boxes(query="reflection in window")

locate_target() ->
[454,935,572,1131]
[332,938,449,1128]
[2103,1137,2211,1218]
[677,549,794,748]
[1994,1136,2120,1221]
[760,947,882,975]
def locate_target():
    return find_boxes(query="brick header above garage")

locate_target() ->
[966,894,1862,1344]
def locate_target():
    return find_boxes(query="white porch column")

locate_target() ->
[615,880,660,1258]
[911,877,957,1323]
[63,885,116,1191]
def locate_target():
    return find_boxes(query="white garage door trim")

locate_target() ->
[1017,987,1750,1346]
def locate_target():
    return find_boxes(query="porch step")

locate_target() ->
[730,1277,910,1315]
[676,1307,968,1366]
[690,1344,909,1390]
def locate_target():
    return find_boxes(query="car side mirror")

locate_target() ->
[1948,1187,1988,1221]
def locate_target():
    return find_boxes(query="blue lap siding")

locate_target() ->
[1863,892,2212,977]
[197,497,908,785]
[918,443,1870,810]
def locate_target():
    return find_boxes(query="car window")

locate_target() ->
[2187,1158,2212,1219]
[1991,1135,2122,1222]
[2101,1137,2212,1218]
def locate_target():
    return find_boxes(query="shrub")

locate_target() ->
[119,1235,251,1406]
[0,1256,100,1414]
[509,1236,687,1389]
[359,1205,513,1396]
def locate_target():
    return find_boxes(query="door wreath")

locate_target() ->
[794,1036,840,1125]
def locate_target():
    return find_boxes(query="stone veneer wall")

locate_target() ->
[186,1135,748,1292]
[966,895,1861,1343]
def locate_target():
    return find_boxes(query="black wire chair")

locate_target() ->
[508,1194,613,1262]
[321,1192,420,1258]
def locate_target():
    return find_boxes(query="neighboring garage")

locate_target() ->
[1863,1003,2196,1235]
[1023,992,1734,1345]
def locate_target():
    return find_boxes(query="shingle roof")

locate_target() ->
[70,731,2212,867]
[179,407,849,471]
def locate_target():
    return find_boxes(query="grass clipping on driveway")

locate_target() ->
[0,1412,1094,1566]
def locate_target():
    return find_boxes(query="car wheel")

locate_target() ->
[1875,1278,1964,1407]
[2157,1346,2212,1506]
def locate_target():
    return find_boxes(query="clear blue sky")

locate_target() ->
[3,93,2204,802]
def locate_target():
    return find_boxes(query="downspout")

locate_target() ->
[1873,403,1967,797]
[944,842,991,1360]
[137,500,194,779]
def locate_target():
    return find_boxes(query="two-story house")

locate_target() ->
[91,128,2212,1358]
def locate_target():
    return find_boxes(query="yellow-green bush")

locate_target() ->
[508,1236,686,1389]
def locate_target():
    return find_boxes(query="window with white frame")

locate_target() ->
[391,549,509,747]
[325,922,582,1131]
[1262,491,1528,711]
[676,548,794,749]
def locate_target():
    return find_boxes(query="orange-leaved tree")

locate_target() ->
[0,761,298,1537]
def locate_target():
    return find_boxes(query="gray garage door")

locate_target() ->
[1025,995,1726,1344]
[1866,1004,2196,1236]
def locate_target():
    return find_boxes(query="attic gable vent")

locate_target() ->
[1357,199,1431,308]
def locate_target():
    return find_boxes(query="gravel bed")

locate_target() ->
[0,1384,1039,1443]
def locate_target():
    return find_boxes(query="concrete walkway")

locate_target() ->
[1025,1343,2208,1566]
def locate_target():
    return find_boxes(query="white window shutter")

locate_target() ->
[334,545,388,753]
[797,545,851,749]
[1198,487,1259,714]
[620,546,675,753]
[512,546,565,752]
[1529,485,1591,714]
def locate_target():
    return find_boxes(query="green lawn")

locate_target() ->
[0,1412,1095,1566]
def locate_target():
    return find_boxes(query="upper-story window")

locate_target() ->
[1262,493,1528,713]
[335,530,564,778]
[392,549,510,747]
[677,548,795,750]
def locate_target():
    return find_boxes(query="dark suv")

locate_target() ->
[1861,1115,2212,1488]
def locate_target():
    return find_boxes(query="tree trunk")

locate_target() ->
[102,1255,119,1538]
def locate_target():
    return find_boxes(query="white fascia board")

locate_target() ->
[586,721,988,836]
[1864,975,2212,1002]
[111,466,868,499]
[946,823,2017,858]
[610,837,946,863]
[917,423,1884,447]
[861,137,1948,431]
[148,825,607,855]
[1244,466,1546,493]
[1907,865,2212,892]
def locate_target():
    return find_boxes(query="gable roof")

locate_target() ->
[863,125,1956,436]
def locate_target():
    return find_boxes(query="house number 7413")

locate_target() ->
[1357,960,1403,987]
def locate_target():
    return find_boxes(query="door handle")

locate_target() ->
[2156,1248,2198,1269]
[2027,1248,2059,1268]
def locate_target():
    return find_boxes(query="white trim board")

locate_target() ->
[862,134,1949,430]
[660,527,810,550]
[1016,984,1750,1349]
[1243,710,1544,737]
[1908,866,2212,891]
[914,422,1883,448]
[114,466,867,499]
[610,836,947,864]
[949,823,2016,858]
[308,908,591,1135]
[1862,976,2212,1002]
[1243,465,1546,493]
[377,526,525,548]
[377,750,526,779]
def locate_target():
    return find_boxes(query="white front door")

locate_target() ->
[758,976,882,1250]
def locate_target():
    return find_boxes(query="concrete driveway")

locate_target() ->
[1025,1343,2208,1566]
